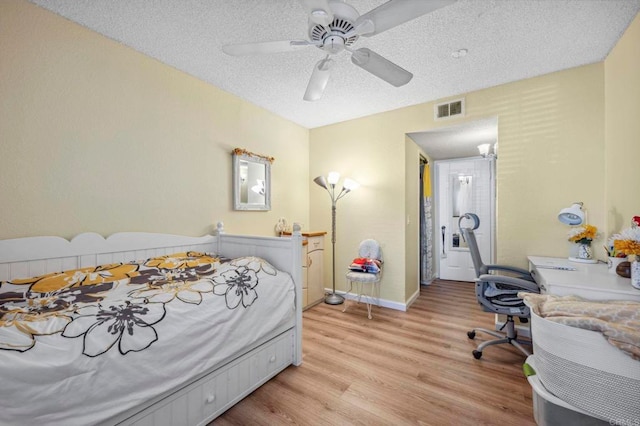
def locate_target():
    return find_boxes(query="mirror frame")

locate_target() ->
[232,149,272,211]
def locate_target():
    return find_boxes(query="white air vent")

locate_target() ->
[434,98,465,120]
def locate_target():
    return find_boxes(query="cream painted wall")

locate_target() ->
[404,137,421,302]
[471,65,606,266]
[3,0,636,307]
[309,108,415,304]
[0,0,309,240]
[310,64,606,304]
[605,13,640,235]
[309,14,640,305]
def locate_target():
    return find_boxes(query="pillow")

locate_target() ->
[349,257,381,274]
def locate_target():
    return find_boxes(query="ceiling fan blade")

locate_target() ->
[298,0,334,26]
[222,40,315,56]
[356,0,457,37]
[304,58,334,101]
[351,48,412,87]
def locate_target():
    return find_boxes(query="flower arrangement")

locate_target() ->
[604,237,626,258]
[567,224,598,245]
[612,217,640,257]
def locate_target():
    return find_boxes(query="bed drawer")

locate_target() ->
[124,329,294,426]
[200,330,294,423]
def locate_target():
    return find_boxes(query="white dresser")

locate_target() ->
[284,231,326,309]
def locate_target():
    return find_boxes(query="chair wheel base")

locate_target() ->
[472,350,483,359]
[467,331,476,339]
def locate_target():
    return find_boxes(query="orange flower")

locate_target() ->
[568,224,598,243]
[613,239,640,256]
[144,252,219,270]
[611,221,640,256]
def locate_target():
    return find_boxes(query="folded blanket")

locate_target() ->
[518,293,640,360]
[349,258,382,274]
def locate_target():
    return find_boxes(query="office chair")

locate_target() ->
[342,239,382,319]
[461,227,540,359]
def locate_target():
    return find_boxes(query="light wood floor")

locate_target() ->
[214,280,535,425]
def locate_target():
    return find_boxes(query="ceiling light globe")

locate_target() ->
[478,143,491,157]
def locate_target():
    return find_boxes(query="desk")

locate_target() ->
[528,256,640,302]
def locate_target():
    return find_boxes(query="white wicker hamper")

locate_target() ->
[526,356,610,426]
[525,302,640,424]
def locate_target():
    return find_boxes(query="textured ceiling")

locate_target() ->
[30,0,640,131]
[408,117,498,160]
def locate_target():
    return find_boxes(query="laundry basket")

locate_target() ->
[525,301,640,424]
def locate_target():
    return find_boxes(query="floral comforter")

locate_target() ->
[0,252,296,425]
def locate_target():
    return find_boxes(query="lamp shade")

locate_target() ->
[313,175,328,189]
[343,178,359,191]
[327,171,340,185]
[558,203,585,226]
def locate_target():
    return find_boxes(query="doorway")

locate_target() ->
[408,117,498,283]
[435,157,495,281]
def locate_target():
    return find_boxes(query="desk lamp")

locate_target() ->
[558,202,585,225]
[558,202,597,263]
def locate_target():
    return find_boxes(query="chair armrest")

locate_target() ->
[484,264,535,281]
[476,274,540,293]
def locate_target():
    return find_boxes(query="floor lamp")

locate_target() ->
[314,172,359,305]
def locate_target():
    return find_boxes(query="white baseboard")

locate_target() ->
[406,288,420,309]
[326,288,408,312]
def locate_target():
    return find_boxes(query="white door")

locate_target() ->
[435,158,495,282]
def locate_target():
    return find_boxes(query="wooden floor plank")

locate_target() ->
[213,280,535,425]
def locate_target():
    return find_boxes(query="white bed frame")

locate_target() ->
[0,223,303,425]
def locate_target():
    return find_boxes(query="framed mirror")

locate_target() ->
[232,149,272,211]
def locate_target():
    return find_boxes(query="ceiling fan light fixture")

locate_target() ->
[304,57,334,101]
[224,0,457,100]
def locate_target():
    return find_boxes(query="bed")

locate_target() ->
[0,223,303,425]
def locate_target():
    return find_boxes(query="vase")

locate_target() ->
[577,243,593,260]
[608,256,627,274]
[631,256,640,290]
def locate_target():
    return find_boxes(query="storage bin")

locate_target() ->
[525,303,640,424]
[525,356,608,426]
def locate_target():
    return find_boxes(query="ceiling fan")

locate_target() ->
[222,0,457,101]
